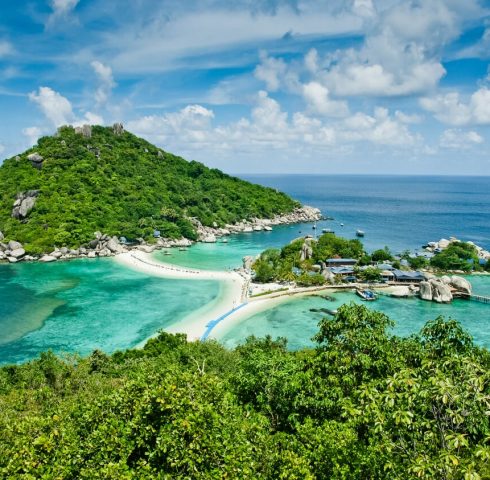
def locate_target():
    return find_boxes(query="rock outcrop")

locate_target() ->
[112,123,124,135]
[191,206,322,243]
[450,275,472,295]
[27,153,44,169]
[12,191,39,219]
[419,278,453,303]
[430,278,453,303]
[300,238,314,261]
[75,124,92,138]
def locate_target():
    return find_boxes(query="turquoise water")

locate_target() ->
[1,175,489,364]
[0,259,219,364]
[220,286,490,350]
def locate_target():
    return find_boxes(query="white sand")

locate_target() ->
[116,251,346,342]
[116,251,247,340]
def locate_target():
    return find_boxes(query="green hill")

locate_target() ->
[0,125,298,254]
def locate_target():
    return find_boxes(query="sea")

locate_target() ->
[1,175,489,364]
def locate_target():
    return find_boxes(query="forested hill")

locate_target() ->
[0,125,298,253]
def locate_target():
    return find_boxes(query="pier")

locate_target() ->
[461,293,490,304]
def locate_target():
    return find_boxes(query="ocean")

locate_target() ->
[0,175,489,364]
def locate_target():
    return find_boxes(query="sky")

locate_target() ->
[0,0,490,175]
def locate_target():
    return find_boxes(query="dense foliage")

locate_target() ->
[1,305,489,479]
[430,242,480,273]
[253,233,364,284]
[0,126,298,253]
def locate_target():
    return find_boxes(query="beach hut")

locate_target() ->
[326,258,357,267]
[392,270,425,283]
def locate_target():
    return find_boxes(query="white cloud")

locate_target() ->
[395,111,423,124]
[420,87,490,125]
[91,61,116,107]
[341,107,417,146]
[28,87,105,129]
[76,111,104,126]
[50,0,79,16]
[440,129,484,149]
[126,91,418,157]
[352,0,376,18]
[313,0,486,97]
[0,41,13,58]
[105,6,363,74]
[28,87,75,127]
[254,52,287,92]
[127,104,215,145]
[22,126,43,146]
[302,81,349,117]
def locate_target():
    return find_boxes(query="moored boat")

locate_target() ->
[356,229,365,237]
[322,228,335,234]
[356,289,377,301]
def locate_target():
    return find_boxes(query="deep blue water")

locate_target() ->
[241,175,490,253]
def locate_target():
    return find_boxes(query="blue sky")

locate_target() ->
[1,0,490,174]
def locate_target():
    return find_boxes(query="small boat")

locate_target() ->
[178,247,188,251]
[322,228,335,234]
[163,251,172,256]
[312,223,317,230]
[356,289,377,301]
[356,230,365,237]
[221,238,228,244]
[340,223,344,227]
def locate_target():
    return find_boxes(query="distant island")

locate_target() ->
[0,124,319,261]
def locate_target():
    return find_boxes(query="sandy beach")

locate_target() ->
[116,250,348,342]
[116,251,248,340]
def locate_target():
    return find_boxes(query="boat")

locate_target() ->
[340,223,344,227]
[163,251,172,256]
[312,223,317,230]
[356,289,377,301]
[322,228,335,234]
[356,230,365,237]
[221,238,228,244]
[178,247,188,251]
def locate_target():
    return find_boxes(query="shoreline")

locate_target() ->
[116,251,354,342]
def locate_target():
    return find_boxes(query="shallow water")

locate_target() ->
[0,259,219,364]
[1,175,489,364]
[219,284,490,350]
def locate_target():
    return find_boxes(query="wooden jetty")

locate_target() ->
[460,293,490,304]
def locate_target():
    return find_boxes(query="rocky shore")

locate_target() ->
[0,206,321,264]
[425,236,490,263]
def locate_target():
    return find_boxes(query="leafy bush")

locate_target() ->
[1,306,489,478]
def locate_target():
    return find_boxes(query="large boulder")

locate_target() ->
[12,191,39,219]
[75,124,92,138]
[438,238,450,249]
[390,286,412,298]
[40,255,57,263]
[7,240,22,250]
[440,275,451,284]
[106,238,122,253]
[430,279,453,303]
[300,241,313,261]
[450,276,472,295]
[10,248,25,259]
[419,281,433,301]
[202,234,217,243]
[27,153,44,169]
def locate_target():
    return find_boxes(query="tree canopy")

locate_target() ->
[1,305,489,479]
